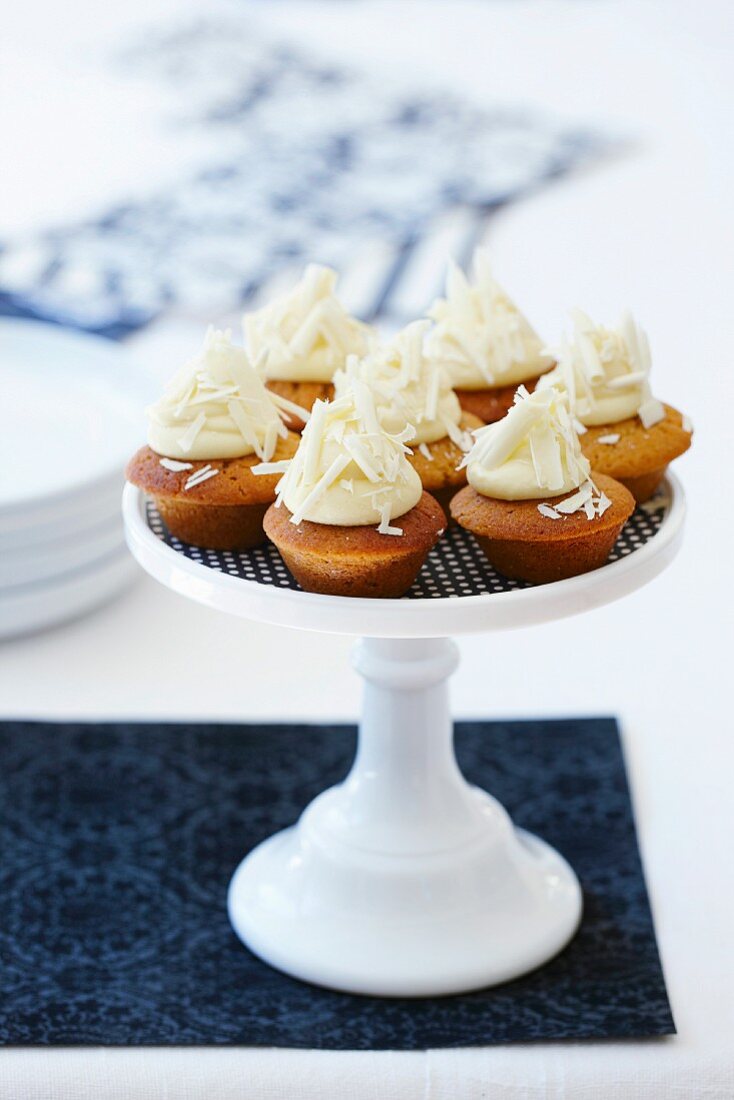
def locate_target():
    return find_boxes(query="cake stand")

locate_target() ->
[123,476,685,997]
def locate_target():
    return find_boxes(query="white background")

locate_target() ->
[1,1,733,1097]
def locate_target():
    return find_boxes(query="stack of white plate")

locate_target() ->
[1,318,151,640]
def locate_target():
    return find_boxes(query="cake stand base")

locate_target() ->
[228,638,582,997]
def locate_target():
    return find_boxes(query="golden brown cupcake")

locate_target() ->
[126,328,303,550]
[406,413,483,518]
[539,310,692,502]
[261,383,445,598]
[334,320,479,520]
[127,436,298,550]
[426,248,554,424]
[580,405,690,503]
[266,491,445,598]
[451,386,635,584]
[243,264,373,431]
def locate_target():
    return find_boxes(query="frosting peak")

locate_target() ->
[146,328,290,461]
[271,382,422,532]
[333,320,468,447]
[426,248,553,390]
[462,385,590,500]
[244,264,373,384]
[540,310,665,428]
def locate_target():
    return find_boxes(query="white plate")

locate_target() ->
[0,475,124,547]
[0,514,126,589]
[0,545,138,641]
[0,318,150,515]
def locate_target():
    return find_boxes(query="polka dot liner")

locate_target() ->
[146,495,667,600]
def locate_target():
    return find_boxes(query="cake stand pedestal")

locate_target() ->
[123,476,685,996]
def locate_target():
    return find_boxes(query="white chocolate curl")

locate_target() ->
[267,382,422,531]
[426,247,553,390]
[333,320,470,449]
[147,328,298,461]
[539,309,665,428]
[244,264,373,383]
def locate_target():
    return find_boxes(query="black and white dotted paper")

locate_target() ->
[146,496,666,600]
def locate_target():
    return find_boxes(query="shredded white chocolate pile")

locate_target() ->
[147,328,307,462]
[334,319,471,450]
[461,385,589,491]
[535,480,612,522]
[426,248,552,387]
[256,381,423,533]
[462,385,610,520]
[542,310,665,430]
[244,265,372,383]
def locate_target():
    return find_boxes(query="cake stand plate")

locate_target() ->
[123,477,684,996]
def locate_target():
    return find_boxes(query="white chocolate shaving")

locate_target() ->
[184,465,219,491]
[596,492,612,516]
[159,458,193,472]
[178,412,207,454]
[638,397,665,429]
[251,460,292,476]
[597,433,621,445]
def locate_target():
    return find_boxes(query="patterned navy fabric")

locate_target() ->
[0,20,602,336]
[0,718,674,1048]
[147,497,666,598]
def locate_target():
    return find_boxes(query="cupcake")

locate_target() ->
[261,382,445,598]
[243,264,373,432]
[333,320,480,519]
[540,310,692,502]
[126,328,301,550]
[451,386,635,584]
[426,248,554,424]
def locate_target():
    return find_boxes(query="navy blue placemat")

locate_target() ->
[0,719,674,1048]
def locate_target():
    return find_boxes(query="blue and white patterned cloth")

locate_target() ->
[0,18,602,337]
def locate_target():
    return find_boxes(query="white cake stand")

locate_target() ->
[123,476,685,997]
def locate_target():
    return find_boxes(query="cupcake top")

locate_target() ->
[426,248,553,390]
[540,310,665,428]
[461,385,591,501]
[146,328,293,461]
[333,320,469,448]
[258,382,422,532]
[243,264,373,384]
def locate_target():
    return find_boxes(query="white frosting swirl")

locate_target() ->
[147,328,289,461]
[426,248,553,390]
[540,310,662,427]
[244,264,373,383]
[333,320,469,448]
[462,385,590,500]
[274,382,422,530]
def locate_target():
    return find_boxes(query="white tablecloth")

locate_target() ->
[1,1,732,1096]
